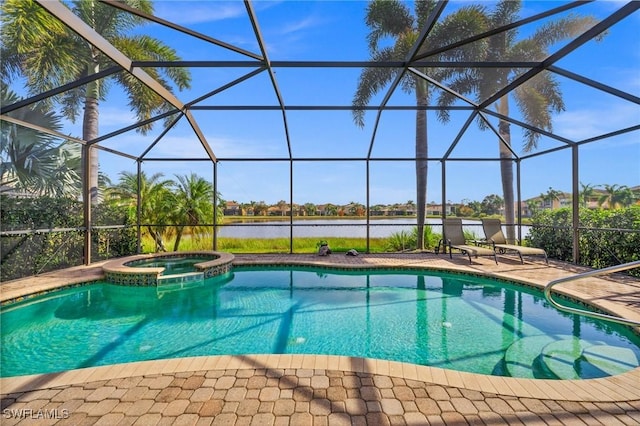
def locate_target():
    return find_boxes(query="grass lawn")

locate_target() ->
[141,234,392,254]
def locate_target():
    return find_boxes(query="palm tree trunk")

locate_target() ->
[147,226,166,252]
[497,96,515,241]
[173,229,183,252]
[415,85,428,250]
[82,62,100,204]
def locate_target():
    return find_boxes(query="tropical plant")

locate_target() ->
[598,184,636,209]
[253,201,268,216]
[353,0,487,250]
[1,195,136,280]
[347,202,366,216]
[539,187,563,208]
[526,199,540,216]
[447,1,598,240]
[304,203,317,216]
[529,206,639,276]
[386,230,413,252]
[1,0,191,202]
[105,171,174,251]
[480,194,503,215]
[171,173,217,251]
[387,225,440,252]
[578,182,598,207]
[1,85,80,197]
[324,203,338,216]
[276,200,288,216]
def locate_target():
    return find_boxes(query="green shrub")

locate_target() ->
[386,230,413,251]
[386,225,441,252]
[1,196,137,281]
[528,206,640,276]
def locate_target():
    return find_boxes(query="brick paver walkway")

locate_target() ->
[3,368,639,425]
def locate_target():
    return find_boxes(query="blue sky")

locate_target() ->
[51,1,640,205]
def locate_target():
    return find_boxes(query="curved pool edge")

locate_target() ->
[102,251,235,286]
[2,252,640,400]
[2,354,639,402]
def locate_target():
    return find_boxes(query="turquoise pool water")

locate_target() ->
[2,267,639,379]
[126,256,214,275]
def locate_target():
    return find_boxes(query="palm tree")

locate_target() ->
[353,0,487,250]
[525,199,540,217]
[459,1,598,239]
[539,187,562,209]
[304,203,317,216]
[276,200,288,216]
[171,173,216,251]
[598,184,635,209]
[1,85,81,197]
[253,201,268,217]
[1,0,191,203]
[324,203,338,216]
[106,171,174,252]
[578,182,597,208]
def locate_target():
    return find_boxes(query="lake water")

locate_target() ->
[218,218,529,239]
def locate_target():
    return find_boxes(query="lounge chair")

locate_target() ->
[481,218,548,265]
[441,218,498,264]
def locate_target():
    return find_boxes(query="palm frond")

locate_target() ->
[365,0,413,52]
[514,72,565,152]
[530,14,600,50]
[425,4,489,61]
[352,48,400,127]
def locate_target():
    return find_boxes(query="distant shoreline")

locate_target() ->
[222,215,529,224]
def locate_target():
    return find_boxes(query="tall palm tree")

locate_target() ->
[171,173,215,251]
[106,170,174,252]
[353,0,487,250]
[1,85,80,197]
[460,1,598,239]
[1,0,191,203]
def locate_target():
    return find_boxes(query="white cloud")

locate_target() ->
[98,107,139,129]
[554,103,640,141]
[154,2,246,25]
[278,16,322,36]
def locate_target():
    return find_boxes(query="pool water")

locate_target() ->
[2,267,639,379]
[126,256,214,275]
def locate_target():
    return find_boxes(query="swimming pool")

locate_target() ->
[2,266,639,379]
[126,256,215,275]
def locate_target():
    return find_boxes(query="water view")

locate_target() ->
[218,218,529,239]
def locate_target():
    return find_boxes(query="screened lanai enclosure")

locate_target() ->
[1,0,639,280]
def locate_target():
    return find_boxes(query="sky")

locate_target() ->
[18,0,640,206]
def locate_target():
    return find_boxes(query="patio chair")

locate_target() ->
[481,218,548,265]
[441,218,498,264]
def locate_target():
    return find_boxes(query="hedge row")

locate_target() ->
[527,206,640,276]
[1,196,137,281]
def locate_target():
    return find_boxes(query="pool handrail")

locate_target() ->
[544,260,640,327]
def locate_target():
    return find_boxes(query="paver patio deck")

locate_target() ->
[2,253,639,425]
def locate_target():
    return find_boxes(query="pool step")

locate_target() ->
[540,338,600,379]
[157,272,205,296]
[581,345,639,377]
[505,335,639,379]
[504,335,564,379]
